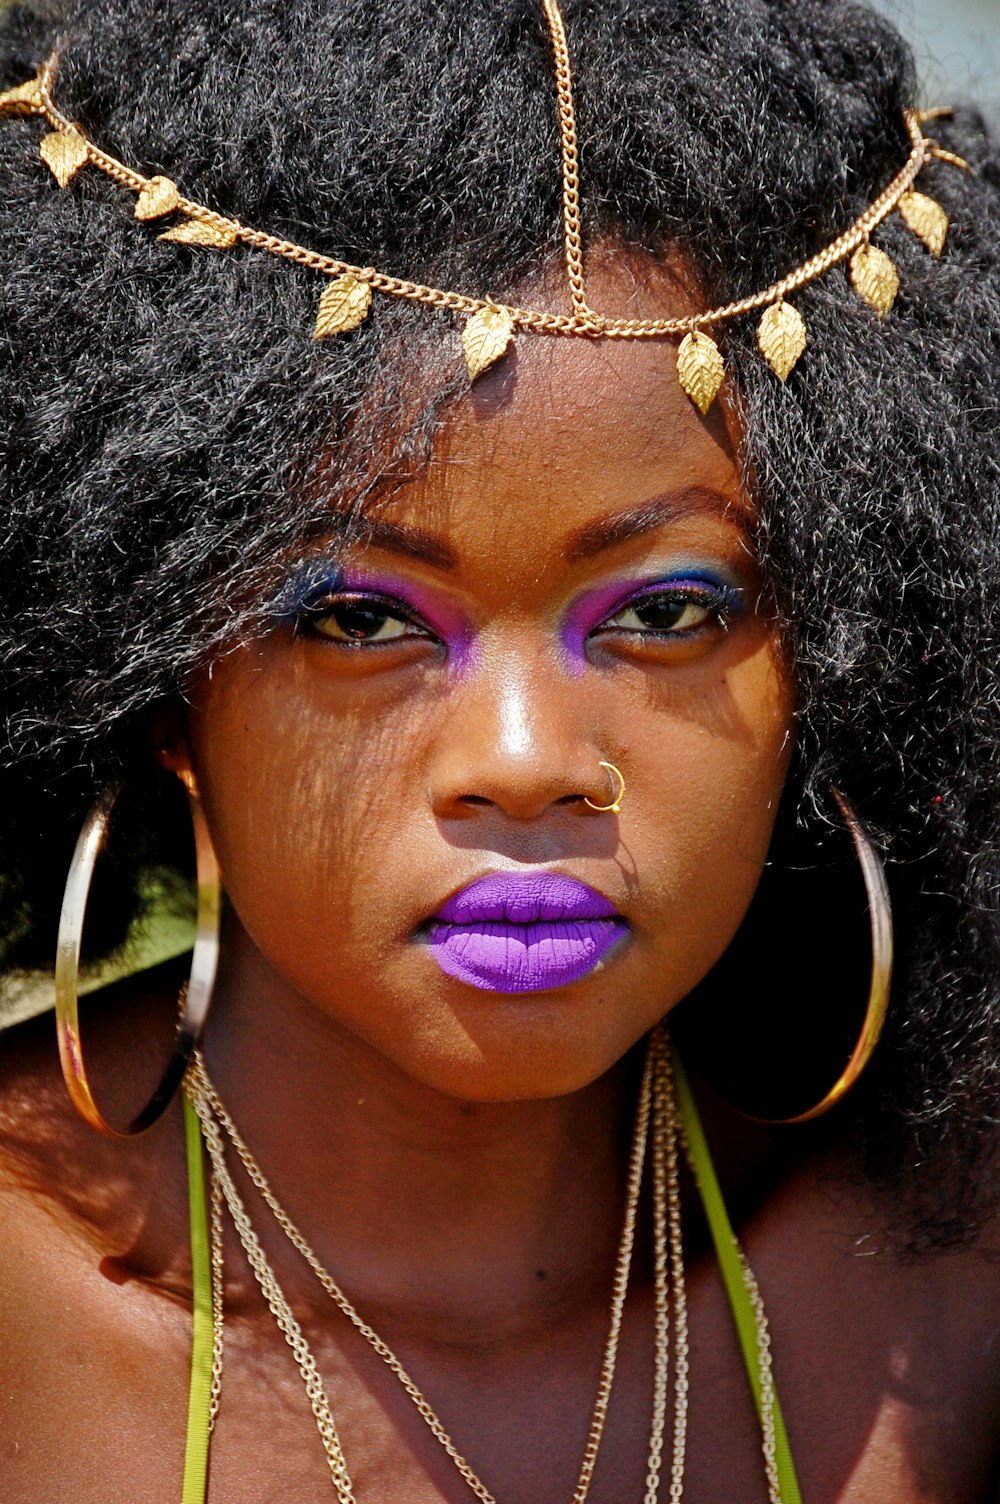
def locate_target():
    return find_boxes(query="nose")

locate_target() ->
[428,648,618,822]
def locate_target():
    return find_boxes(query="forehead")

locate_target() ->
[367,251,747,552]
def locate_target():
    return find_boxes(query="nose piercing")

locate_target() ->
[584,760,626,815]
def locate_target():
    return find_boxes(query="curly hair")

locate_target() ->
[0,0,998,1249]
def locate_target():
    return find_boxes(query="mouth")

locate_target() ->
[420,872,630,994]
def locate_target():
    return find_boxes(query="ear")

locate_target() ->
[148,700,200,798]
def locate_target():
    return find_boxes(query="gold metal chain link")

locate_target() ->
[539,0,590,319]
[189,1049,659,1504]
[655,1036,692,1504]
[184,1024,783,1502]
[188,1087,358,1503]
[644,1036,670,1504]
[23,32,947,346]
[208,1164,225,1428]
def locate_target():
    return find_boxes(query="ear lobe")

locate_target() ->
[148,701,196,790]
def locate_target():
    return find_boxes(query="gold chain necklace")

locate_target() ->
[183,1026,780,1502]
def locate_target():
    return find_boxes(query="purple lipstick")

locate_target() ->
[424,873,629,994]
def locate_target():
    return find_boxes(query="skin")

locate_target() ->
[0,256,998,1504]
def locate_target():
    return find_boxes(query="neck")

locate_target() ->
[198,923,646,1345]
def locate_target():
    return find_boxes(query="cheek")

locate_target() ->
[628,638,793,988]
[182,623,795,1073]
[184,651,436,982]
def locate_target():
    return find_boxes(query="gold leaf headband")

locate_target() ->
[0,0,971,413]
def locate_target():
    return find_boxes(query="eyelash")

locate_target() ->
[591,579,742,640]
[292,577,742,650]
[293,591,433,647]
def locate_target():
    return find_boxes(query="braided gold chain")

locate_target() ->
[539,0,590,319]
[184,1023,783,1502]
[208,1164,225,1428]
[188,1086,357,1503]
[189,1049,659,1504]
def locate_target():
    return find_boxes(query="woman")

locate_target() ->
[0,0,998,1498]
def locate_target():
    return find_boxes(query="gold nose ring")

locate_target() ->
[584,761,626,815]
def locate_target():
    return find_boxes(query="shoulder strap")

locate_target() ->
[671,1046,804,1504]
[182,1092,215,1504]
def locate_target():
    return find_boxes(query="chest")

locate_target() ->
[2,1238,998,1504]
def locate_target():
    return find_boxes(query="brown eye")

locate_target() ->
[602,593,717,634]
[305,600,417,644]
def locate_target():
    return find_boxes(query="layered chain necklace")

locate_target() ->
[182,1026,786,1502]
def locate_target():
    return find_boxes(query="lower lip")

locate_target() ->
[424,918,630,994]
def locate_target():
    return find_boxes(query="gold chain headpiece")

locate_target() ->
[0,0,971,413]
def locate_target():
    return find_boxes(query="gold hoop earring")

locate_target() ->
[584,760,626,815]
[752,787,893,1124]
[55,782,222,1136]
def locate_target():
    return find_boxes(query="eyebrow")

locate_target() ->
[564,486,740,561]
[355,484,739,570]
[354,516,459,569]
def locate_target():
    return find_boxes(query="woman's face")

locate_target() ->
[180,260,796,1101]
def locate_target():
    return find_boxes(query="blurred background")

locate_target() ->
[870,0,999,128]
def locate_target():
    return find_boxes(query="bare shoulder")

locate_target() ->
[0,960,183,1181]
[757,1142,1000,1498]
[0,959,194,1287]
[0,965,198,1501]
[0,956,201,1323]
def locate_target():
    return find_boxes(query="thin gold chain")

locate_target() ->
[207,1163,225,1428]
[569,1048,653,1502]
[539,0,590,318]
[26,48,942,343]
[654,1036,692,1504]
[188,1086,358,1503]
[644,1035,671,1504]
[738,1249,781,1503]
[185,1025,784,1501]
[188,1048,658,1504]
[653,1030,782,1504]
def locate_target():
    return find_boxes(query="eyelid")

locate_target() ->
[299,588,427,623]
[593,573,744,628]
[293,588,439,644]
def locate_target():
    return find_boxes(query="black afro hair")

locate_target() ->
[0,0,998,1250]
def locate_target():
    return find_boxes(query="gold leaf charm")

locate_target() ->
[462,305,515,381]
[0,78,43,115]
[158,218,238,249]
[849,243,900,318]
[897,190,948,257]
[756,300,807,382]
[313,273,373,339]
[676,329,725,414]
[39,128,88,189]
[135,175,182,221]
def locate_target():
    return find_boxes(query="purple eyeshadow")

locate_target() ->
[275,558,744,674]
[560,568,745,674]
[275,562,477,668]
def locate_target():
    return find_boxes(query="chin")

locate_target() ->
[376,991,654,1103]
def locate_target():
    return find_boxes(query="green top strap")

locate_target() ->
[182,1093,214,1504]
[178,1056,801,1503]
[671,1046,804,1504]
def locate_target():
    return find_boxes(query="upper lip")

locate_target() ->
[429,872,622,925]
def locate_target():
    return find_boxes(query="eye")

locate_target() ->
[595,580,740,639]
[604,593,715,634]
[297,594,431,646]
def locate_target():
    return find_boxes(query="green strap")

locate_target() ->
[182,1093,214,1504]
[671,1047,804,1504]
[178,1055,795,1503]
